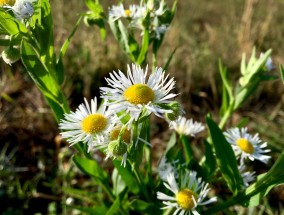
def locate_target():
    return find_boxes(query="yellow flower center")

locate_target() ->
[124,84,154,105]
[176,188,198,210]
[81,114,107,134]
[125,9,131,17]
[0,0,15,6]
[110,126,131,143]
[236,138,254,154]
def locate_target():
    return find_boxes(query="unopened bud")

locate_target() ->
[165,101,184,121]
[107,140,127,157]
[1,46,20,65]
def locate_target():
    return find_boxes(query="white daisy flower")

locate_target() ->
[4,0,36,20]
[100,64,177,125]
[59,97,116,150]
[109,4,145,21]
[238,163,256,187]
[157,170,217,215]
[223,127,271,164]
[170,116,205,137]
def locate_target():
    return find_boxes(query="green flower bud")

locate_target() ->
[1,46,20,65]
[165,101,184,121]
[108,140,127,157]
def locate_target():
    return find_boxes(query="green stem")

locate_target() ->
[133,165,151,201]
[218,103,234,130]
[180,135,193,165]
[152,51,157,72]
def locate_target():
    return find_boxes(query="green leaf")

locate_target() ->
[206,116,243,194]
[128,199,153,212]
[128,35,139,60]
[236,117,249,128]
[30,0,55,67]
[136,29,149,64]
[21,40,58,96]
[0,10,28,35]
[112,168,126,196]
[201,140,217,181]
[73,155,108,183]
[219,60,233,104]
[57,16,82,84]
[165,132,177,154]
[62,187,98,204]
[280,64,284,84]
[244,151,284,207]
[106,196,121,215]
[66,205,108,215]
[112,160,139,194]
[163,47,177,71]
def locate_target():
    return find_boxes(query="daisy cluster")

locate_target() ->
[109,0,171,40]
[59,64,194,167]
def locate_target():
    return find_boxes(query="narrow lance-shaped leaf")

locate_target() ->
[57,16,82,84]
[30,0,55,67]
[73,155,108,183]
[113,160,139,194]
[136,29,149,64]
[280,64,284,84]
[206,116,243,195]
[0,10,28,35]
[206,151,284,214]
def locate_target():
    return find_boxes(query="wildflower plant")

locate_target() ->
[83,0,177,68]
[1,0,284,214]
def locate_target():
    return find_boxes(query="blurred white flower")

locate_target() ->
[170,116,205,137]
[238,163,256,187]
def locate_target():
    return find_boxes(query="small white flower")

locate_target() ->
[157,170,217,215]
[59,97,116,150]
[238,163,256,187]
[4,0,36,20]
[224,127,271,164]
[109,4,145,21]
[100,64,177,126]
[170,116,205,137]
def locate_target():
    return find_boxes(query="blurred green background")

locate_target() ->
[0,0,284,214]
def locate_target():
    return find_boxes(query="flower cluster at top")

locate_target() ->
[108,0,171,40]
[60,64,181,166]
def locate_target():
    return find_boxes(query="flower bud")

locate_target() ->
[165,101,184,121]
[107,140,127,157]
[1,46,20,65]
